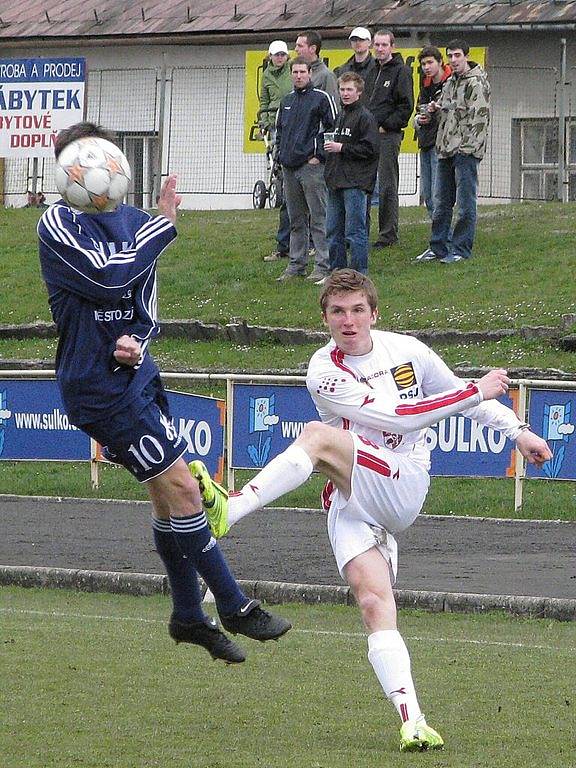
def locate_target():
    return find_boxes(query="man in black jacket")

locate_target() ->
[323,72,379,279]
[365,29,414,248]
[275,56,338,282]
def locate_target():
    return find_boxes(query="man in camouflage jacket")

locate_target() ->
[422,39,490,264]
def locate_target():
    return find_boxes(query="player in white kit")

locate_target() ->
[191,269,552,752]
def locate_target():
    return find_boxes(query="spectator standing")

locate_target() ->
[422,40,491,264]
[275,57,337,282]
[323,73,379,278]
[295,30,339,103]
[414,46,451,224]
[334,27,377,100]
[365,29,414,249]
[258,40,294,263]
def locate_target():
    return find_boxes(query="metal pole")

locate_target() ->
[514,382,528,512]
[226,378,235,491]
[30,157,39,195]
[557,38,568,203]
[154,54,167,207]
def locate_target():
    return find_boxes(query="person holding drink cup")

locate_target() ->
[322,72,379,282]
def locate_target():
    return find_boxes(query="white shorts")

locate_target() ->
[327,433,430,580]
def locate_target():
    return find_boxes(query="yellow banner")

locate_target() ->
[243,47,486,154]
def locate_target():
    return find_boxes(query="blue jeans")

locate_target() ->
[326,188,369,274]
[430,154,480,259]
[420,147,438,219]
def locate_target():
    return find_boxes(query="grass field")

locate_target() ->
[1,586,575,768]
[3,203,576,333]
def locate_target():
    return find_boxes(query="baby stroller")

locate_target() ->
[252,108,284,210]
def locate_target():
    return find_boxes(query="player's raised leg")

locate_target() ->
[191,421,353,536]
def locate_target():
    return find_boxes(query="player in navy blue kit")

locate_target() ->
[38,122,291,663]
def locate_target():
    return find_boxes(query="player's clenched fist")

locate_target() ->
[113,334,142,367]
[476,368,511,401]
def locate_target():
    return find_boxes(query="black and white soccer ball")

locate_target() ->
[55,136,131,213]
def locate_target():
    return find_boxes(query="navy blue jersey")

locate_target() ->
[38,202,177,425]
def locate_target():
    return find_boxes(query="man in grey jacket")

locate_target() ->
[295,30,339,104]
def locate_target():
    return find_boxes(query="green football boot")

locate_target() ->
[399,718,444,752]
[189,460,230,538]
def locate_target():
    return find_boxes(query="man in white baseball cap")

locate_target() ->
[334,26,377,101]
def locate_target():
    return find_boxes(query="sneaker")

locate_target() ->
[414,248,438,262]
[440,253,463,264]
[168,615,246,664]
[189,460,230,538]
[399,718,444,752]
[306,270,328,281]
[276,270,305,282]
[219,599,292,641]
[315,276,328,286]
[263,250,288,262]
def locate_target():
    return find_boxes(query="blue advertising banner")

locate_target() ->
[0,381,226,481]
[0,379,90,460]
[527,388,576,480]
[165,390,226,482]
[230,383,517,478]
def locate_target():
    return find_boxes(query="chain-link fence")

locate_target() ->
[3,61,575,206]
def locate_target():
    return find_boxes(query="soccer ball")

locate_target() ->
[55,136,131,213]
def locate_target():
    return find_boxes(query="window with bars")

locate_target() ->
[512,118,576,201]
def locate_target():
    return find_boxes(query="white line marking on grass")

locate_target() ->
[1,607,574,653]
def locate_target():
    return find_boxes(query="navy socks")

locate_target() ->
[152,518,205,623]
[169,513,246,616]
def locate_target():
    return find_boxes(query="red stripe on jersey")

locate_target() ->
[342,417,350,430]
[395,382,479,416]
[330,347,359,380]
[357,449,392,477]
[400,703,409,722]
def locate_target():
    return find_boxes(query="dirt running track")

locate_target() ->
[0,496,575,599]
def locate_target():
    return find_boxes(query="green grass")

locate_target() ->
[1,586,575,768]
[1,336,575,374]
[1,461,574,520]
[4,203,576,331]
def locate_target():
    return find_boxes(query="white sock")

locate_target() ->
[229,445,314,526]
[368,629,422,723]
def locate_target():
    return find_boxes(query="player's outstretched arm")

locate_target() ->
[515,430,553,469]
[158,174,181,225]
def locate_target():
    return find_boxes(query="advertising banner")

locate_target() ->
[243,47,486,155]
[0,379,90,460]
[230,383,516,478]
[164,389,226,483]
[0,57,86,158]
[0,381,226,482]
[526,388,576,480]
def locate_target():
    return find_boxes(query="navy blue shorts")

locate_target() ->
[83,376,186,483]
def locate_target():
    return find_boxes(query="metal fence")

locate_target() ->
[3,60,576,205]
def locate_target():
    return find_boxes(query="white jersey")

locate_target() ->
[306,330,523,470]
